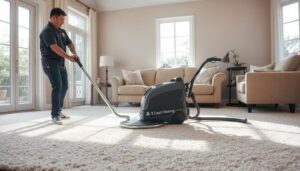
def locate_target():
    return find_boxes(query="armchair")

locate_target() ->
[236,55,300,113]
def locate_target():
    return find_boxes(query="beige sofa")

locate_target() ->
[110,67,226,107]
[236,55,300,113]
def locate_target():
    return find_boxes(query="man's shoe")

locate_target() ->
[52,116,63,125]
[59,112,70,119]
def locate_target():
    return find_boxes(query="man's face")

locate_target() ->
[51,15,65,28]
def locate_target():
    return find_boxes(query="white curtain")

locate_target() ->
[271,0,282,63]
[86,9,98,104]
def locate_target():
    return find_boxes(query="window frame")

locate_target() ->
[279,0,300,60]
[155,15,195,68]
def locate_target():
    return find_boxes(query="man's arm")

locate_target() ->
[50,44,75,62]
[41,29,75,62]
[67,43,77,56]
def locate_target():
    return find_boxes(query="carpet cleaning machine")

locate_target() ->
[75,54,247,129]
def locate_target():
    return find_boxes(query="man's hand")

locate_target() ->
[73,55,80,61]
[66,55,77,62]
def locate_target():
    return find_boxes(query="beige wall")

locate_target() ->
[98,0,271,73]
[98,0,271,100]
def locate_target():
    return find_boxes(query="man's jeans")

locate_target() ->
[43,64,68,118]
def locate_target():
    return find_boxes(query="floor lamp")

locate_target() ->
[99,56,114,98]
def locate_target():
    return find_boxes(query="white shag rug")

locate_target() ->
[0,105,299,171]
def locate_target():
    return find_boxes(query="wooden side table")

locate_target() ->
[226,66,247,106]
[100,82,111,97]
[99,82,111,102]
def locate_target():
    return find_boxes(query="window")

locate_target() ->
[156,16,195,68]
[67,8,87,104]
[280,0,300,58]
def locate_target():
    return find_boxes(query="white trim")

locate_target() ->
[155,15,195,68]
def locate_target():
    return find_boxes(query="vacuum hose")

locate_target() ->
[74,57,130,121]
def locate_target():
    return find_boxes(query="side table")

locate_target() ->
[99,82,111,102]
[226,66,247,106]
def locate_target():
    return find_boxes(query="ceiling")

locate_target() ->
[79,0,200,12]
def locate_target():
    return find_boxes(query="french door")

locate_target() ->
[0,0,35,112]
[67,8,87,105]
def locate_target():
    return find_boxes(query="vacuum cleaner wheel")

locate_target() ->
[120,119,164,129]
[172,111,186,124]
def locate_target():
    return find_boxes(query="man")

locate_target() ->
[40,8,78,125]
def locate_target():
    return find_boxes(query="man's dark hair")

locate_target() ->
[50,8,67,18]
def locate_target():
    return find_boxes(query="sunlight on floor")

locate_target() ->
[0,106,299,149]
[132,135,209,151]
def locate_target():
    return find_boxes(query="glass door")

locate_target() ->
[67,8,87,105]
[0,0,35,112]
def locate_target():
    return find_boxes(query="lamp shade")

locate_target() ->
[99,56,114,67]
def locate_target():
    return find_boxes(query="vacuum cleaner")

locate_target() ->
[74,54,247,129]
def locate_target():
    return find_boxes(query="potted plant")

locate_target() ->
[229,50,243,66]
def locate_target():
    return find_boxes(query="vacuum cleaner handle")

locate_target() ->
[74,56,130,121]
[188,93,200,119]
[74,57,83,68]
[187,56,220,98]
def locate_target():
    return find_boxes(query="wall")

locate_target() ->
[98,0,271,101]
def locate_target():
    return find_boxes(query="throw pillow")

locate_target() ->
[250,63,275,72]
[274,55,300,71]
[122,70,145,85]
[195,66,219,84]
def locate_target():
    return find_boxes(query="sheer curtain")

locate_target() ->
[271,0,282,63]
[86,9,98,104]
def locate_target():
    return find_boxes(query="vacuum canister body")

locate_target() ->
[140,78,188,124]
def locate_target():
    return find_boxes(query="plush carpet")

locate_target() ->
[0,105,299,171]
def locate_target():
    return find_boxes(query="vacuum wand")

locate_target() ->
[74,57,130,121]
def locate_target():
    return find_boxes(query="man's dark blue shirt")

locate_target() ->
[40,22,72,67]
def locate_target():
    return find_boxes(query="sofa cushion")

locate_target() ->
[122,70,144,85]
[274,55,300,71]
[253,69,274,72]
[192,84,214,95]
[141,69,156,86]
[118,85,149,95]
[237,81,246,93]
[195,66,219,84]
[184,67,197,83]
[155,68,184,84]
